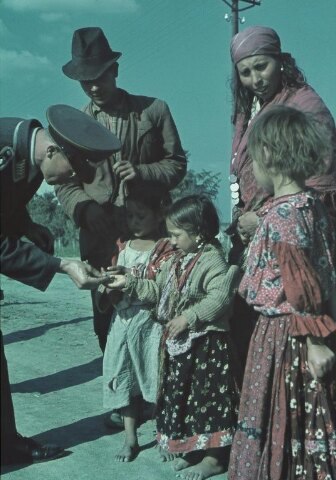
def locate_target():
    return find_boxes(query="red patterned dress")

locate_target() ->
[228,191,336,480]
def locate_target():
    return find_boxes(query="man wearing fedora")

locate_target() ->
[1,104,120,465]
[56,27,186,358]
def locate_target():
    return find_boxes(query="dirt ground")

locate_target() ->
[0,273,229,480]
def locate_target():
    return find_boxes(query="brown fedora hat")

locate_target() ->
[62,27,121,81]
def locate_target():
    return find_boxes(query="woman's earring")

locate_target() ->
[280,65,284,72]
[196,236,204,249]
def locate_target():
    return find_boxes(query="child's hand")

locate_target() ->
[166,315,189,339]
[105,274,127,289]
[98,267,116,286]
[107,265,130,275]
[237,212,258,244]
[307,337,335,380]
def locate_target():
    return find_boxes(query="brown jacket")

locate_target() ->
[55,90,186,266]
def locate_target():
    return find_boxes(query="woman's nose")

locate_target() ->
[251,71,262,87]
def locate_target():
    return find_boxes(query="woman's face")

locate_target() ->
[236,54,282,101]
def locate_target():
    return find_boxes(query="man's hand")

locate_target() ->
[59,258,112,290]
[307,336,335,380]
[166,315,189,339]
[25,222,54,254]
[113,160,137,181]
[237,212,259,245]
[84,203,115,237]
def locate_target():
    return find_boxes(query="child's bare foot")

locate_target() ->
[115,442,140,462]
[177,455,224,479]
[173,451,204,471]
[157,445,181,462]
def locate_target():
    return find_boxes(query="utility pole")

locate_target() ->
[222,0,261,36]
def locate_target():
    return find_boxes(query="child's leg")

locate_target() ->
[177,447,227,480]
[173,451,204,471]
[157,445,181,462]
[115,397,140,462]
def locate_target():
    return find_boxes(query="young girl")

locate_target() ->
[107,195,241,479]
[96,184,174,463]
[228,106,336,480]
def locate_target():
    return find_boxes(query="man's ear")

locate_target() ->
[46,145,57,158]
[113,62,119,78]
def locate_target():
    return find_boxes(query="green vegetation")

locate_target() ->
[28,170,228,257]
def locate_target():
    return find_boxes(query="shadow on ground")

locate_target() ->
[11,357,102,394]
[3,316,92,345]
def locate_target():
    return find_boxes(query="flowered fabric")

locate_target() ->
[158,250,208,356]
[228,317,336,480]
[240,191,336,324]
[157,333,240,453]
[229,192,336,480]
[230,85,336,217]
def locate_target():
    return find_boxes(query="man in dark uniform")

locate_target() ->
[0,104,120,466]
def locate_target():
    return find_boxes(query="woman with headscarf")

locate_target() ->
[229,25,336,241]
[227,25,336,368]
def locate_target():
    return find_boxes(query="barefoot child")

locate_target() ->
[107,195,241,478]
[96,184,174,462]
[229,106,336,479]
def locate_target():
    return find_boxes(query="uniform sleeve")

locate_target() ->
[274,242,336,337]
[0,236,60,291]
[55,178,93,226]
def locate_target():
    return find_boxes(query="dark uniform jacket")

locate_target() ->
[0,117,60,290]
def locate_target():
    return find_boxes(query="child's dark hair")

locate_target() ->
[126,180,172,214]
[247,105,329,182]
[166,195,220,243]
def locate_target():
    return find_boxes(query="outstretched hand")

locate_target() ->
[105,274,127,289]
[59,259,113,290]
[166,315,189,339]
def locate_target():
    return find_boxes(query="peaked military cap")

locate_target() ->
[46,104,121,183]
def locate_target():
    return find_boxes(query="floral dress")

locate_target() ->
[228,191,336,480]
[156,248,241,453]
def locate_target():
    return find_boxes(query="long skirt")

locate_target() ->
[156,331,241,453]
[228,315,336,480]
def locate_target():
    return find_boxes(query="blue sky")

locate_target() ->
[1,0,335,221]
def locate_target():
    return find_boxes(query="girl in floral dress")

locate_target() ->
[107,195,241,479]
[228,105,336,480]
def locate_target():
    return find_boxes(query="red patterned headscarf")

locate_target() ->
[230,26,281,65]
